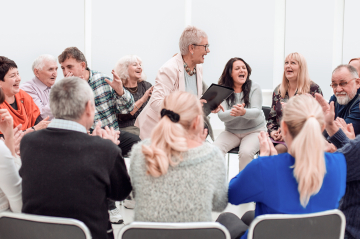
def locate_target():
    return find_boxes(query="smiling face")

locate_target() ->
[128,60,142,81]
[0,68,21,97]
[231,60,248,87]
[35,60,58,87]
[60,57,86,77]
[192,37,210,64]
[332,67,360,105]
[284,57,300,81]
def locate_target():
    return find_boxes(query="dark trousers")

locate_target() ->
[118,130,141,157]
[216,211,255,239]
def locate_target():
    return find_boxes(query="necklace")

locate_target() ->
[183,61,196,76]
[125,85,138,94]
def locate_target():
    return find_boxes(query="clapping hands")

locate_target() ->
[91,121,120,145]
[334,117,355,140]
[106,70,124,96]
[230,103,246,116]
[258,131,277,156]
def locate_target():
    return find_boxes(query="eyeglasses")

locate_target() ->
[192,44,210,51]
[330,78,356,89]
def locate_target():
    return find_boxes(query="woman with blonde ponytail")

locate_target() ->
[129,91,228,222]
[216,95,347,239]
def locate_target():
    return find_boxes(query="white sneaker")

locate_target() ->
[123,198,136,209]
[109,208,124,224]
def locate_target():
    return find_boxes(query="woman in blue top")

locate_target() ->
[217,94,347,239]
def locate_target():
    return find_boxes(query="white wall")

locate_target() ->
[343,0,360,64]
[0,0,85,83]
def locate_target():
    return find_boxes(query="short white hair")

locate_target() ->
[114,55,146,84]
[179,26,208,55]
[50,77,94,121]
[32,54,57,73]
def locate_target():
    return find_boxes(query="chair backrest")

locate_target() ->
[118,222,230,239]
[247,209,345,239]
[262,106,271,121]
[0,212,92,239]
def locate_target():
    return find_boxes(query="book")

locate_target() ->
[201,83,234,116]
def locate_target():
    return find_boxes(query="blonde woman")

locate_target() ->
[217,95,346,239]
[267,52,323,153]
[114,55,153,136]
[129,91,228,222]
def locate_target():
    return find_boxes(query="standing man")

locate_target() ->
[58,47,139,224]
[20,54,57,120]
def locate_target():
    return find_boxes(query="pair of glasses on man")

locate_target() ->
[330,78,356,89]
[192,44,210,51]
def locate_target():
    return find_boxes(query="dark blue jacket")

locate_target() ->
[329,88,360,136]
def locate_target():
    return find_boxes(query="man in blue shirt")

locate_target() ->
[327,64,360,136]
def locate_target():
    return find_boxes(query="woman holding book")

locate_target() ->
[213,57,266,171]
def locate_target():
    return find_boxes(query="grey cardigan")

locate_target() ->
[218,81,266,134]
[129,140,228,222]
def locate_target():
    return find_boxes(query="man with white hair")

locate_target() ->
[20,77,132,239]
[20,54,58,120]
[327,64,360,136]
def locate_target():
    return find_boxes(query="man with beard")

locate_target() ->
[327,64,360,136]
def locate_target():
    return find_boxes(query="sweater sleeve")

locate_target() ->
[108,152,132,201]
[211,148,228,212]
[242,84,263,120]
[0,142,22,213]
[228,157,265,205]
[333,134,360,182]
[217,101,235,122]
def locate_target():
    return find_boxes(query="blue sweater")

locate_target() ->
[329,129,360,239]
[329,88,360,136]
[229,153,347,239]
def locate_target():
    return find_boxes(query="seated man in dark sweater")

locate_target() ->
[20,77,132,239]
[316,93,360,239]
[327,64,360,137]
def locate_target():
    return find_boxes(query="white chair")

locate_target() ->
[0,212,92,239]
[247,209,346,239]
[118,222,230,239]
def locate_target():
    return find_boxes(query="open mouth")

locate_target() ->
[239,74,245,79]
[336,92,347,97]
[286,70,293,73]
[13,83,20,87]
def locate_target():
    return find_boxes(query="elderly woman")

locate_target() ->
[114,55,153,136]
[267,52,322,153]
[0,56,50,136]
[0,89,22,213]
[213,58,266,171]
[135,26,220,140]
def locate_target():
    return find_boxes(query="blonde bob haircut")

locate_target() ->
[142,91,203,177]
[280,52,311,98]
[179,26,208,56]
[114,55,146,86]
[282,94,326,208]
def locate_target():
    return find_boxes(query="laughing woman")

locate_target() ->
[267,52,322,154]
[0,56,50,137]
[213,58,266,171]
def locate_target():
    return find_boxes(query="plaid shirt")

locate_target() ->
[48,119,87,134]
[88,70,134,131]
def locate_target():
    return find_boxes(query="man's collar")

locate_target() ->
[48,119,87,134]
[33,76,51,91]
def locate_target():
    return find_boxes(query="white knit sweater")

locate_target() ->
[129,140,228,222]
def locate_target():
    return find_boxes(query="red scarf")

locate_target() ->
[0,89,40,133]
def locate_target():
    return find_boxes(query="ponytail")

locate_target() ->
[283,94,326,208]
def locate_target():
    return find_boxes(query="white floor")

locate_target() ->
[112,151,255,236]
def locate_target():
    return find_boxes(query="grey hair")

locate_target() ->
[114,55,146,85]
[332,64,359,78]
[50,77,94,121]
[179,26,208,55]
[32,54,57,73]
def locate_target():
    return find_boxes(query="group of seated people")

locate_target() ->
[0,25,360,239]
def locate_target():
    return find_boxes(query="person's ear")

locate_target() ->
[188,45,194,55]
[81,61,86,70]
[281,120,288,137]
[191,115,201,130]
[34,68,40,78]
[85,100,92,116]
[355,78,360,89]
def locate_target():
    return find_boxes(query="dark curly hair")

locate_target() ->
[0,56,17,82]
[218,57,252,108]
[0,88,4,104]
